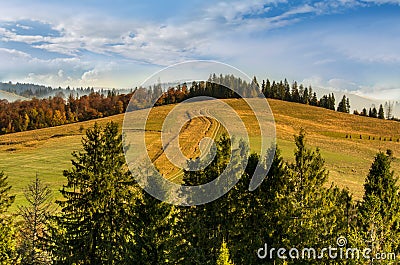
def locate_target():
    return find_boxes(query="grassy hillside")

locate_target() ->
[1,98,399,211]
[0,89,29,102]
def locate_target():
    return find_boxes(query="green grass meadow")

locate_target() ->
[1,98,400,211]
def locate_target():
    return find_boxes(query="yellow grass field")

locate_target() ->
[1,98,399,211]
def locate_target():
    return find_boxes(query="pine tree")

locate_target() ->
[50,122,138,264]
[337,95,349,113]
[278,130,351,262]
[216,240,234,265]
[238,147,289,264]
[0,172,16,264]
[299,84,305,103]
[378,104,385,119]
[361,108,367,116]
[346,97,351,112]
[284,79,291,101]
[17,174,53,264]
[307,86,313,104]
[291,81,300,103]
[263,79,271,98]
[303,86,309,104]
[372,106,378,118]
[310,92,318,106]
[328,93,336,110]
[224,147,285,265]
[175,135,233,264]
[357,152,400,262]
[130,175,176,265]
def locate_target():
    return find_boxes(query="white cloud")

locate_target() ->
[0,26,46,44]
[0,47,31,59]
[361,0,400,4]
[0,47,88,86]
[353,85,400,100]
[57,69,64,78]
[302,76,400,102]
[0,0,382,67]
[15,23,32,30]
[0,0,399,100]
[205,0,283,22]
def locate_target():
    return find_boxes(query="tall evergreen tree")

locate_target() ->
[357,152,400,262]
[307,86,313,104]
[378,104,385,119]
[263,79,271,98]
[277,130,351,263]
[225,147,287,265]
[337,95,350,113]
[291,81,300,103]
[17,175,53,264]
[302,86,309,104]
[50,122,138,264]
[175,135,237,265]
[0,172,16,264]
[299,84,305,103]
[371,106,378,118]
[130,175,176,265]
[310,92,318,106]
[284,79,291,101]
[361,108,367,116]
[235,147,290,264]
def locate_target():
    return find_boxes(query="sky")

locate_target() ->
[0,0,399,100]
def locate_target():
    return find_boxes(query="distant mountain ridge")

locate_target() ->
[0,81,54,98]
[1,80,398,117]
[0,81,132,100]
[0,89,29,102]
[311,86,400,117]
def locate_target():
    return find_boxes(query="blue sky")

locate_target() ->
[0,0,399,100]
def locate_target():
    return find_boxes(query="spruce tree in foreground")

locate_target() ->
[278,130,352,264]
[50,122,138,264]
[130,175,176,265]
[357,152,400,263]
[17,175,53,264]
[228,146,288,265]
[0,172,16,264]
[175,135,236,265]
[378,104,385,119]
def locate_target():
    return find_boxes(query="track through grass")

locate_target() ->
[1,98,399,211]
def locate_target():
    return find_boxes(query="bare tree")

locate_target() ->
[385,101,394,120]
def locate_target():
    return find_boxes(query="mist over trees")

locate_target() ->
[0,82,132,99]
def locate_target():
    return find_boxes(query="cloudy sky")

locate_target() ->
[0,0,399,100]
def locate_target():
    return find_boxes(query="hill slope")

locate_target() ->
[0,89,29,102]
[0,98,399,210]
